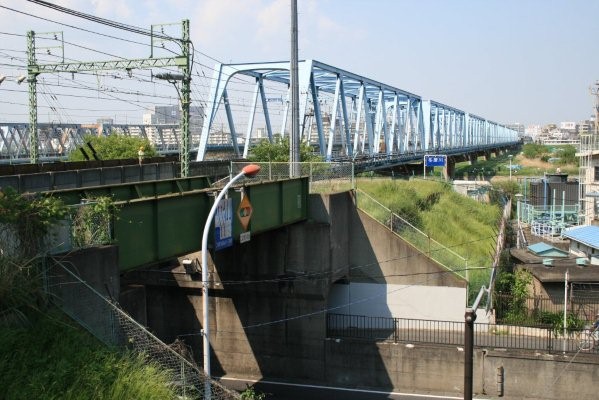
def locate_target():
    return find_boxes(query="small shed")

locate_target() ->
[527,242,569,258]
[562,225,599,265]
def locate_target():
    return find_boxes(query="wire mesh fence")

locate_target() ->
[229,161,354,193]
[354,189,468,279]
[44,258,240,400]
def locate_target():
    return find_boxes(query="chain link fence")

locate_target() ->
[229,161,354,193]
[44,258,240,400]
[355,189,468,279]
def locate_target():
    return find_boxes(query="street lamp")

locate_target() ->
[508,155,513,181]
[200,164,261,382]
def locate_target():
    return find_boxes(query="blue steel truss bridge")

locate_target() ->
[0,59,519,171]
[197,59,520,169]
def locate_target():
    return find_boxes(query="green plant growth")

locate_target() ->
[501,269,532,324]
[0,311,178,400]
[71,197,119,248]
[0,187,68,259]
[0,188,69,328]
[357,178,500,299]
[1,189,177,399]
[248,135,322,162]
[454,144,579,179]
[522,143,548,159]
[68,134,157,161]
[491,180,520,200]
[534,310,586,336]
[241,384,267,400]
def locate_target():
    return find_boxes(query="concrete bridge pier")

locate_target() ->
[443,158,456,180]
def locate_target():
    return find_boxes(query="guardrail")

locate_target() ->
[326,313,597,354]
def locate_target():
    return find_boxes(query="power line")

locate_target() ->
[25,0,172,40]
[0,5,151,48]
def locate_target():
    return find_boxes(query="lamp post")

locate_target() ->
[200,164,261,382]
[508,155,513,181]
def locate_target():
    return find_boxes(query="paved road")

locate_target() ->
[218,377,489,400]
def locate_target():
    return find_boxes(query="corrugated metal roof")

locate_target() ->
[527,242,568,257]
[563,226,599,249]
[528,242,553,253]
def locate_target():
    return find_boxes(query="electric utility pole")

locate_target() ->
[290,0,300,176]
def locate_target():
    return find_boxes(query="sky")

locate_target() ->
[0,0,598,127]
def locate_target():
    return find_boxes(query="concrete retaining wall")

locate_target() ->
[324,339,599,399]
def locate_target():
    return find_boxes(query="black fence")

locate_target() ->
[494,293,599,326]
[326,313,598,354]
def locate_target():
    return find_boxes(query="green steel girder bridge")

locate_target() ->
[0,159,309,272]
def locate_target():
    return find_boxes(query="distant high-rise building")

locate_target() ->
[525,124,542,139]
[142,105,204,148]
[142,105,203,127]
[560,121,576,132]
[578,119,595,135]
[507,123,525,138]
[96,117,114,125]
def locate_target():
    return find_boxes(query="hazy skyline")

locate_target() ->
[0,0,597,126]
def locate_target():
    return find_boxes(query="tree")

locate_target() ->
[247,136,322,162]
[558,145,578,166]
[522,143,548,159]
[68,133,157,161]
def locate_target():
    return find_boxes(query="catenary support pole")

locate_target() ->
[289,0,300,176]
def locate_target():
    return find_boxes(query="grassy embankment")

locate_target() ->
[0,309,178,400]
[356,178,500,298]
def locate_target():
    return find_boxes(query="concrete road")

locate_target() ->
[218,377,490,400]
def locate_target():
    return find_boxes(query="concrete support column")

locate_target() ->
[443,158,455,181]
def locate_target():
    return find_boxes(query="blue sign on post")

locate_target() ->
[214,198,233,251]
[424,155,447,167]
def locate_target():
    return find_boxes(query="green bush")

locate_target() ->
[522,143,548,159]
[0,312,178,399]
[68,134,157,161]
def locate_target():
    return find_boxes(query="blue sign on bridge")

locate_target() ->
[424,155,447,167]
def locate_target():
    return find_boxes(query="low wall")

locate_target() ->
[323,338,599,399]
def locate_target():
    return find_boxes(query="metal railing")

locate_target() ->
[44,258,240,400]
[326,313,597,354]
[230,161,354,193]
[354,188,468,279]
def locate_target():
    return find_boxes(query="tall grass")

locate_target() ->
[0,310,178,400]
[356,178,500,296]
